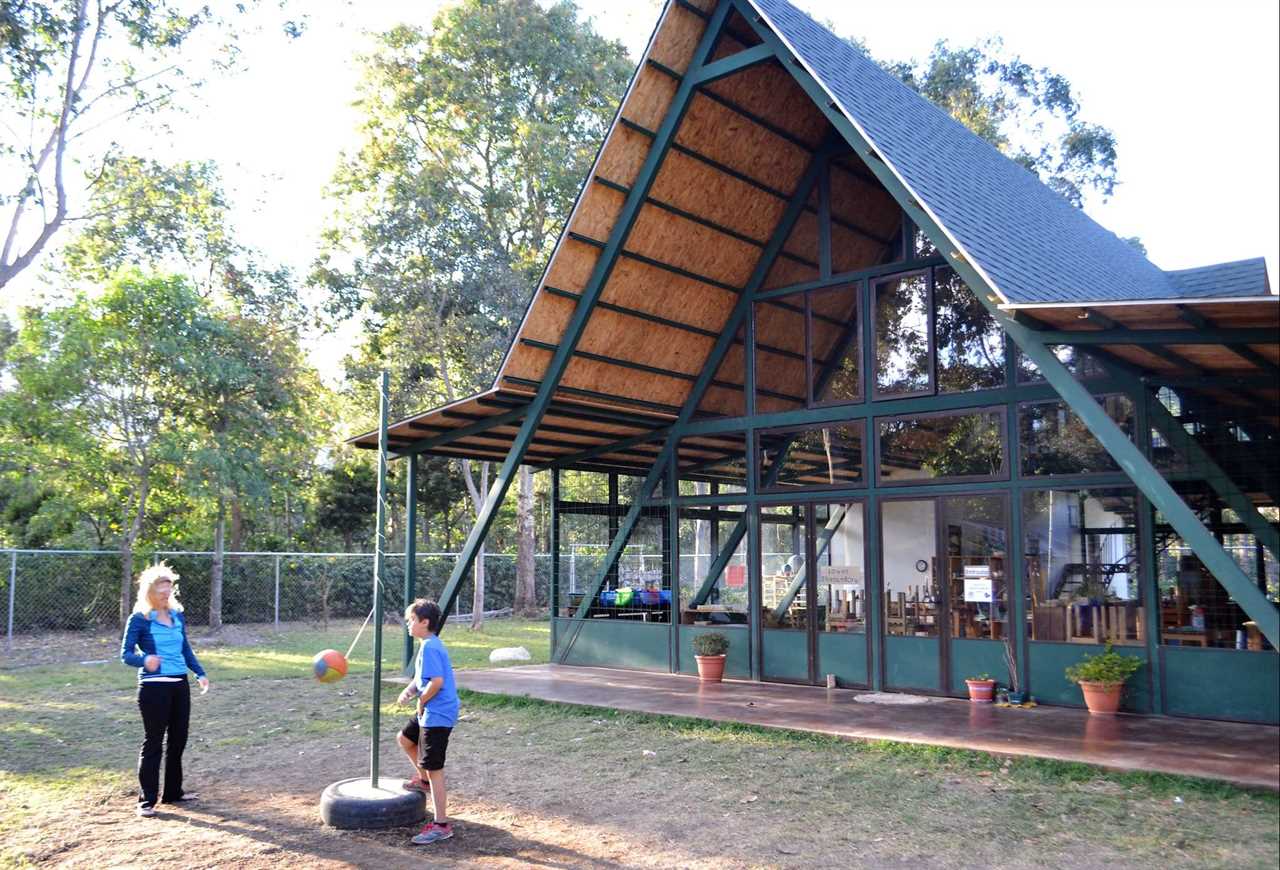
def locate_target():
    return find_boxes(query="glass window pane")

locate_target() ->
[759,423,864,490]
[810,283,861,404]
[754,294,807,414]
[1022,488,1142,645]
[677,432,747,495]
[874,272,931,396]
[1158,499,1279,651]
[881,499,939,636]
[1017,345,1107,383]
[878,410,1005,483]
[943,495,1008,641]
[815,503,867,633]
[761,504,807,629]
[934,266,1004,392]
[679,505,748,626]
[1019,395,1135,476]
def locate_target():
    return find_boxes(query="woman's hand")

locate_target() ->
[197,676,210,695]
[144,655,161,672]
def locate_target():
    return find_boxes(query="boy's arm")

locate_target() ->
[416,676,444,717]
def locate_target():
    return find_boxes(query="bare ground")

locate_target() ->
[3,671,1277,870]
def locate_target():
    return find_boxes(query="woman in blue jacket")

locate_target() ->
[120,563,210,816]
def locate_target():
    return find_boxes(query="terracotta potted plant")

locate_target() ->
[692,632,729,683]
[1064,643,1143,715]
[965,673,996,702]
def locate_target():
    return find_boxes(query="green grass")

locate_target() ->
[0,617,550,696]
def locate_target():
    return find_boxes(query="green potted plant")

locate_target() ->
[1064,643,1142,715]
[964,672,996,702]
[691,632,729,683]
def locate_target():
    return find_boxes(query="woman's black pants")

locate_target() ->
[136,679,191,807]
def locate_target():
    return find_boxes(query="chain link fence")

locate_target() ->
[1,549,552,652]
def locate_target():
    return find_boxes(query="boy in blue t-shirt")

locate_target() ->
[396,598,459,845]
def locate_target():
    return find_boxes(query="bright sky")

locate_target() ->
[6,0,1278,383]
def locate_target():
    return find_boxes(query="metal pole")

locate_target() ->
[403,454,418,671]
[6,551,15,654]
[273,556,281,628]
[370,370,390,786]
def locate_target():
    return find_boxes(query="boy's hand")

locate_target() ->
[397,686,415,705]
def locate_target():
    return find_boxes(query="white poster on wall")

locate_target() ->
[819,564,862,589]
[963,564,992,602]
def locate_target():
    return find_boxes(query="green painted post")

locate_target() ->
[371,370,389,786]
[550,469,560,657]
[731,0,1279,648]
[403,453,418,672]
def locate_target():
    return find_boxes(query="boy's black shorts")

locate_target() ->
[400,717,452,771]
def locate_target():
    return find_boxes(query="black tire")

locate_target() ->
[319,777,426,829]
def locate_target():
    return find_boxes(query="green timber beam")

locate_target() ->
[436,0,739,627]
[691,43,776,84]
[397,405,528,458]
[556,124,835,664]
[729,0,1280,648]
[1174,304,1280,376]
[770,504,846,622]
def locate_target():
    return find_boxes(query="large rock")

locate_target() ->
[488,646,532,663]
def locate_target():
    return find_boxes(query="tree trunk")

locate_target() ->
[119,474,150,625]
[467,462,489,630]
[209,491,225,630]
[120,542,135,627]
[515,464,537,616]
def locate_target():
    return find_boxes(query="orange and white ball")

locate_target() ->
[313,649,348,683]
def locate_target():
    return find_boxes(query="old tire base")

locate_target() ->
[319,777,426,829]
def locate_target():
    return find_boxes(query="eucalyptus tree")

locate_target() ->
[0,0,302,292]
[316,0,631,625]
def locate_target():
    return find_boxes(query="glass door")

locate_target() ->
[814,502,869,687]
[761,503,812,682]
[880,498,942,691]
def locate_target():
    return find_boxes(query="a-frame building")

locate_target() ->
[353,0,1280,723]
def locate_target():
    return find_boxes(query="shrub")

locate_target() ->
[692,632,729,656]
[1064,644,1143,686]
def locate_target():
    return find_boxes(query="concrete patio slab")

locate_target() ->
[457,664,1280,791]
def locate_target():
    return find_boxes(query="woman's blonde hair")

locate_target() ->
[133,562,184,615]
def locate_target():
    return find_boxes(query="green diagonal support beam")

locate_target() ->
[556,124,835,664]
[770,504,846,623]
[433,0,738,628]
[731,0,1279,649]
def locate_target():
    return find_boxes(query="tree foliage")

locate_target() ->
[887,39,1117,207]
[0,0,302,291]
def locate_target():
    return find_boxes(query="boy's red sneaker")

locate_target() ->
[412,821,453,845]
[402,777,430,794]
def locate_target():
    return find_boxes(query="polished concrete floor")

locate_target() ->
[457,664,1280,790]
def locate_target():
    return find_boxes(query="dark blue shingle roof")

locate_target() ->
[747,0,1272,306]
[1164,258,1272,300]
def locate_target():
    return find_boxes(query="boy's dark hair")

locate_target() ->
[406,598,443,633]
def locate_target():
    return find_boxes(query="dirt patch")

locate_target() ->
[3,665,1276,869]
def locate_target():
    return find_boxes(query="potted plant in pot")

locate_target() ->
[1064,643,1142,715]
[692,632,729,683]
[964,673,996,702]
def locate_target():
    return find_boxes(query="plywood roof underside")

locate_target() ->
[349,0,1279,469]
